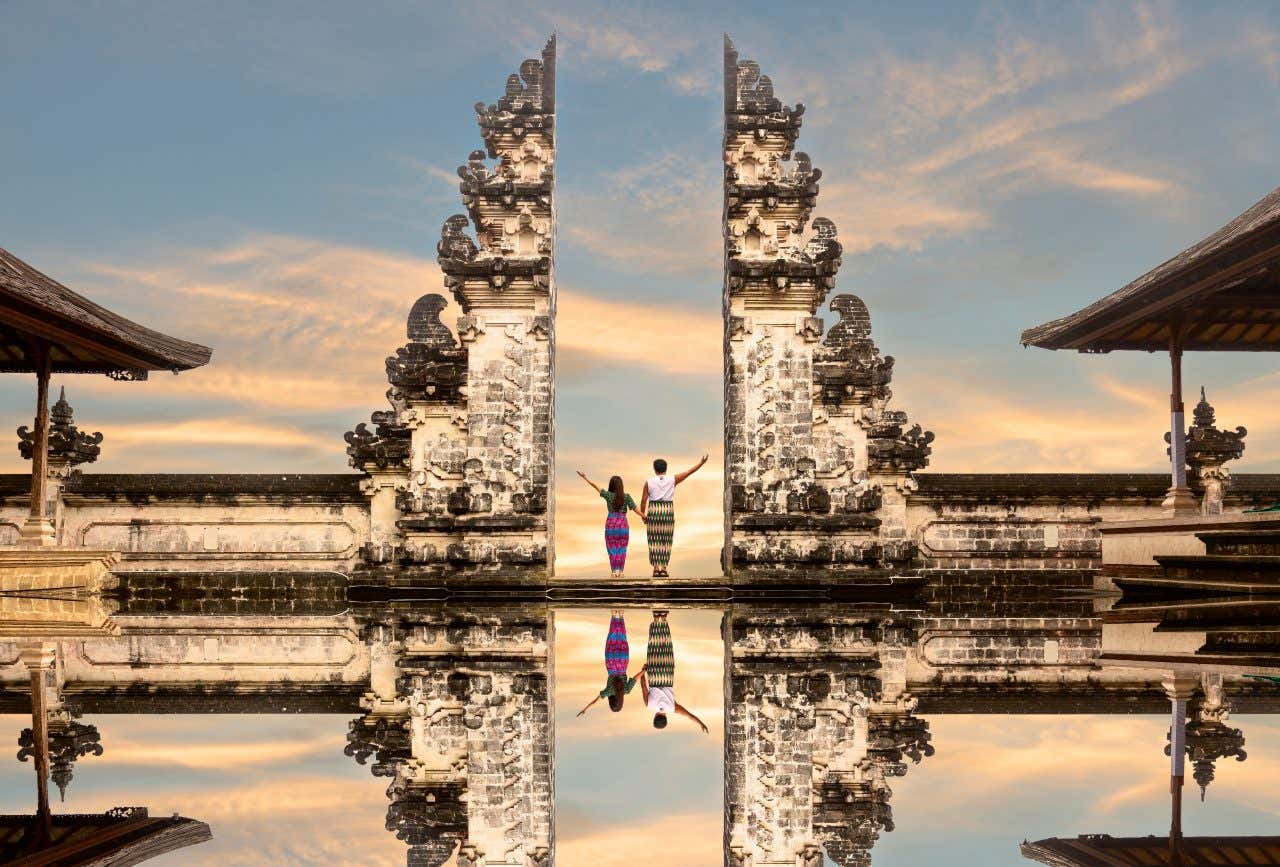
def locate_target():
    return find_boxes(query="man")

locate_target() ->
[640,610,708,733]
[639,453,708,578]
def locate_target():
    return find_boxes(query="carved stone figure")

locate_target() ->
[1164,387,1247,514]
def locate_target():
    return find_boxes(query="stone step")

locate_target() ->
[1196,528,1280,557]
[1155,554,1280,587]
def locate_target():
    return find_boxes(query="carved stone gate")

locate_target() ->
[346,37,557,585]
[722,36,935,581]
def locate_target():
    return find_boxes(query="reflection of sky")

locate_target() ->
[0,656,1275,863]
[0,714,404,866]
[555,607,724,866]
[879,714,1280,866]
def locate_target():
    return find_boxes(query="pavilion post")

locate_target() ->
[1161,328,1197,516]
[17,342,56,547]
[18,642,57,839]
[1163,674,1195,865]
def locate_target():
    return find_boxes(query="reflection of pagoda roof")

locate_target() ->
[1022,835,1280,865]
[0,808,210,865]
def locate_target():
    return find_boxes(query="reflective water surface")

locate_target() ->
[0,578,1276,866]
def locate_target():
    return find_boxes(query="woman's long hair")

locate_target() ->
[607,674,627,712]
[608,475,626,512]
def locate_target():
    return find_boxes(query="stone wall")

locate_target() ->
[908,473,1280,575]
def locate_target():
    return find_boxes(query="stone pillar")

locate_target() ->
[722,37,932,581]
[347,37,556,585]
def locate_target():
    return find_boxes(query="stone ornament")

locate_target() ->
[1164,387,1246,514]
[18,387,103,468]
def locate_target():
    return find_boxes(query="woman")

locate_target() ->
[576,610,640,716]
[639,454,709,578]
[640,609,708,733]
[576,470,645,578]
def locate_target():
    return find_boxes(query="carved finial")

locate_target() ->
[1193,385,1215,428]
[17,387,103,466]
[827,295,872,343]
[51,387,72,426]
[438,214,478,264]
[406,295,455,346]
[805,217,842,263]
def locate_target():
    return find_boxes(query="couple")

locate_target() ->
[576,454,708,578]
[576,610,708,733]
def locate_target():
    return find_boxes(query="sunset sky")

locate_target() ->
[5,0,1280,578]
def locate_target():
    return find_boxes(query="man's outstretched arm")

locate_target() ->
[674,701,709,733]
[675,454,709,485]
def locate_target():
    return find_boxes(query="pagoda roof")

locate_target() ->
[0,808,210,865]
[1022,834,1280,865]
[0,248,212,377]
[1022,186,1280,352]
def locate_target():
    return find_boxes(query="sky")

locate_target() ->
[4,0,1280,576]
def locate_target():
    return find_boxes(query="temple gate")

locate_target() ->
[346,37,557,585]
[722,36,935,580]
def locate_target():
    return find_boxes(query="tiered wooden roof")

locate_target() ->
[0,809,210,865]
[1022,834,1280,865]
[1022,187,1280,352]
[0,248,211,377]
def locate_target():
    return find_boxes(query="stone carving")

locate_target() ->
[347,37,556,584]
[18,712,103,801]
[814,296,895,407]
[724,37,934,577]
[345,714,412,778]
[345,411,412,471]
[867,412,934,473]
[386,295,468,404]
[1166,699,1247,801]
[1165,388,1247,515]
[18,387,103,468]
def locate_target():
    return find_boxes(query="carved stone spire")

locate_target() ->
[442,35,556,311]
[18,387,103,467]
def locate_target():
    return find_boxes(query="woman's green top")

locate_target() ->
[599,489,637,513]
[599,676,638,698]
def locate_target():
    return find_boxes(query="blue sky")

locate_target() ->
[4,1,1280,574]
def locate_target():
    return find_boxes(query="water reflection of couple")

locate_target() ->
[575,610,708,733]
[576,454,708,578]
